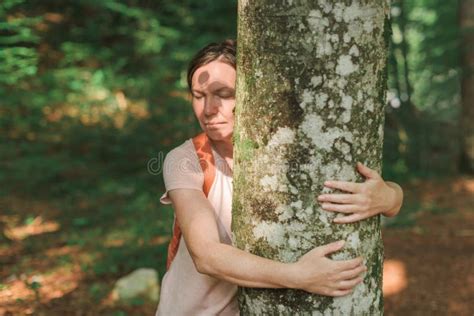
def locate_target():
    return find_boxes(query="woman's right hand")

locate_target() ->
[289,240,366,296]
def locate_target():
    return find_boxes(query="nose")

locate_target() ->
[204,95,219,116]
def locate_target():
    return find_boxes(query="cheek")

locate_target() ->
[192,101,207,130]
[192,100,204,117]
[222,100,236,121]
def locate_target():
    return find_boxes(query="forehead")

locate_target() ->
[192,60,236,90]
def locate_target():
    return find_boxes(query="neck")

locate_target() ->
[210,137,233,159]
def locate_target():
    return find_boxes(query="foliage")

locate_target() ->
[384,0,461,180]
[0,0,237,288]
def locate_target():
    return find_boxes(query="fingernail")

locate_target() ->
[338,240,345,246]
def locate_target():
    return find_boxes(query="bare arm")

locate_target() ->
[169,188,366,296]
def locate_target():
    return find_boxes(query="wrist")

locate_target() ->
[382,182,402,217]
[282,262,301,290]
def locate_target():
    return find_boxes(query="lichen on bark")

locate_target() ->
[233,0,390,314]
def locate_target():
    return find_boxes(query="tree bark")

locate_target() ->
[460,0,474,173]
[232,1,389,314]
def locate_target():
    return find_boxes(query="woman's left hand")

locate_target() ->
[317,162,403,224]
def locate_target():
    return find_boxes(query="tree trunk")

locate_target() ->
[232,1,389,314]
[0,222,11,244]
[395,0,422,172]
[460,0,474,173]
[388,0,426,175]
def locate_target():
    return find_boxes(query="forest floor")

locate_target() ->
[383,176,474,315]
[0,176,473,316]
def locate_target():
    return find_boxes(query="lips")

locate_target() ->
[205,122,225,127]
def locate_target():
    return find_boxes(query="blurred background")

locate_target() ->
[0,0,472,315]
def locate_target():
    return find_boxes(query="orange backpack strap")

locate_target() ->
[166,133,216,270]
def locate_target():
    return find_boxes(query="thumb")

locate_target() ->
[357,162,379,179]
[320,240,345,256]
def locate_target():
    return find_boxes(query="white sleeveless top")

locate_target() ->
[155,139,239,316]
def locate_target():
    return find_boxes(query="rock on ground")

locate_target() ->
[111,268,159,303]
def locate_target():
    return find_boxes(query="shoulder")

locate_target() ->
[164,139,198,166]
[162,139,204,190]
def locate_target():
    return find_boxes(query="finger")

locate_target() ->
[337,276,364,290]
[318,193,356,204]
[335,257,364,270]
[339,264,367,280]
[331,289,353,297]
[324,180,361,193]
[333,213,365,224]
[319,240,345,256]
[321,203,359,214]
[356,162,380,180]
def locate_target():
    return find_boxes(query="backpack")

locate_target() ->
[166,132,216,270]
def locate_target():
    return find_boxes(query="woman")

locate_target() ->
[156,40,403,315]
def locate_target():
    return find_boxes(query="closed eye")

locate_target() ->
[217,92,235,99]
[215,88,235,99]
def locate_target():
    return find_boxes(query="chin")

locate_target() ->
[205,129,232,142]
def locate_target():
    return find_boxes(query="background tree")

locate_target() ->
[384,0,462,179]
[460,0,474,173]
[233,1,389,314]
[386,0,421,173]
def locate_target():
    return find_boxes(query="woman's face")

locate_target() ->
[191,60,236,143]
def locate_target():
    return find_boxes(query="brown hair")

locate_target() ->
[186,39,236,91]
